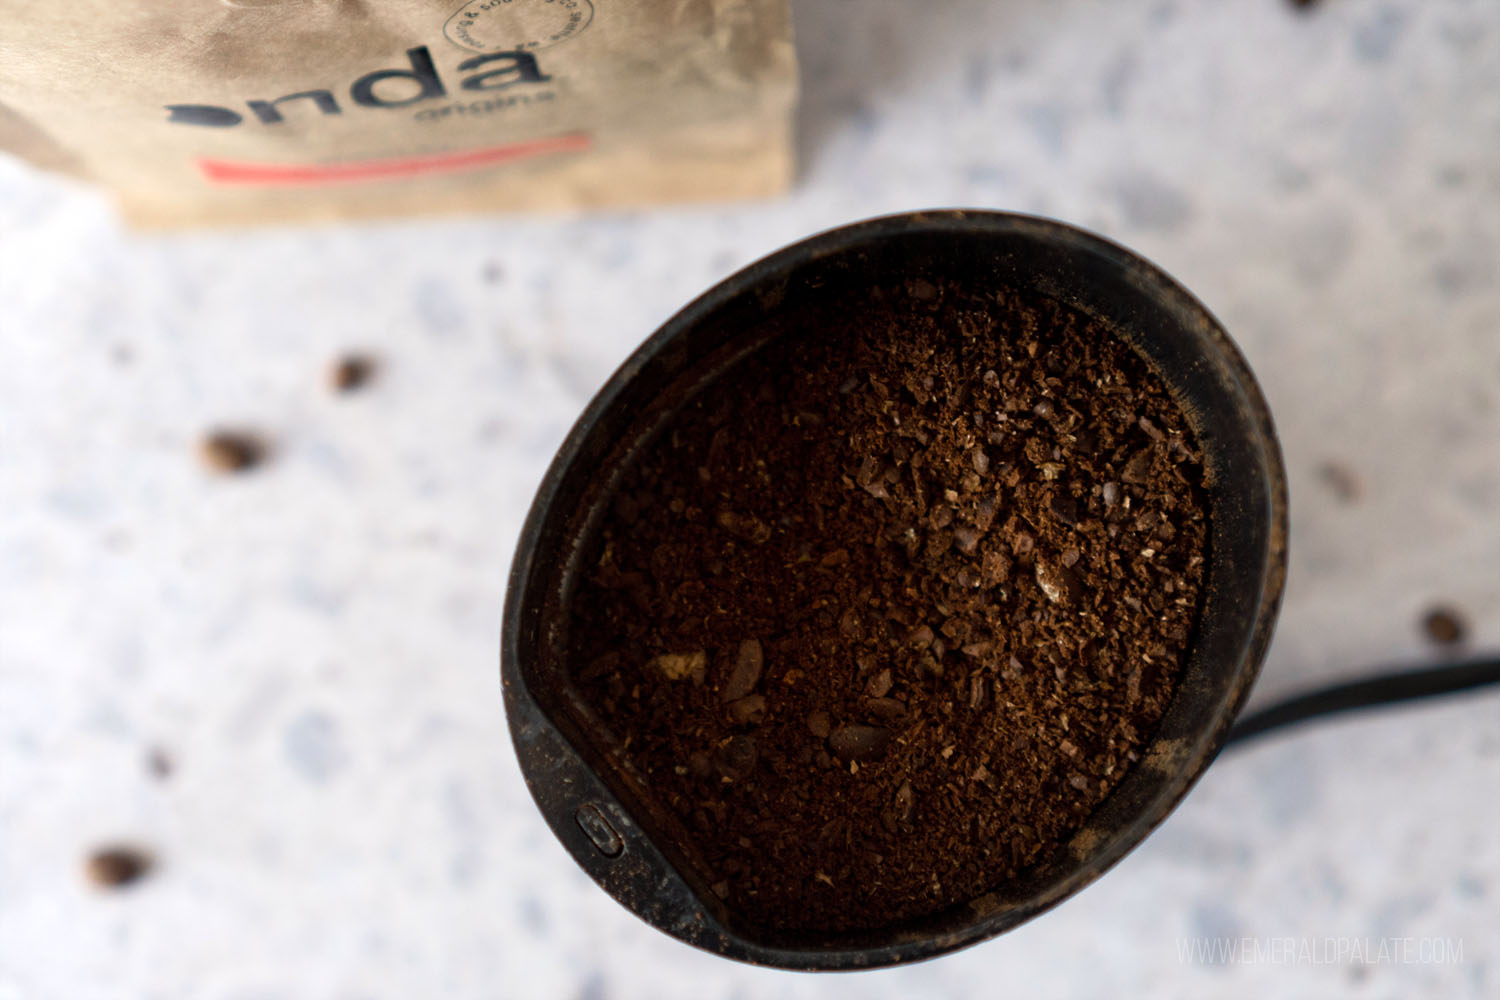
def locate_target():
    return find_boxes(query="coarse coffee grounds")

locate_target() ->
[568,279,1210,933]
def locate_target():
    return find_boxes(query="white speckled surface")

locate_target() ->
[2,0,1498,996]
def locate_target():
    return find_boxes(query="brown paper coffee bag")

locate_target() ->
[0,0,797,226]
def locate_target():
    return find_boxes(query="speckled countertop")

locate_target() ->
[1,0,1497,997]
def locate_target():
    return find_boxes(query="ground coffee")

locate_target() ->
[569,279,1209,933]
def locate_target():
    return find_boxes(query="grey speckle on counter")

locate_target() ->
[282,711,347,784]
[2,0,1498,997]
[1107,169,1195,233]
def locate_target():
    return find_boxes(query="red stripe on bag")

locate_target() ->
[197,132,591,186]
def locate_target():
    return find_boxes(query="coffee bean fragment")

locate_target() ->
[329,353,377,393]
[85,846,152,889]
[893,780,915,823]
[651,651,707,684]
[1121,450,1152,484]
[721,640,764,701]
[713,736,758,781]
[864,697,907,721]
[837,606,863,637]
[952,524,982,555]
[581,651,621,681]
[971,497,999,532]
[716,510,771,544]
[981,549,1011,585]
[806,710,831,739]
[726,695,767,726]
[866,668,893,698]
[198,431,265,473]
[828,724,892,761]
[1035,561,1083,606]
[1421,606,1467,646]
[1011,531,1035,557]
[1049,493,1078,527]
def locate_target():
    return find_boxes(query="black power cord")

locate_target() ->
[1222,655,1500,748]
